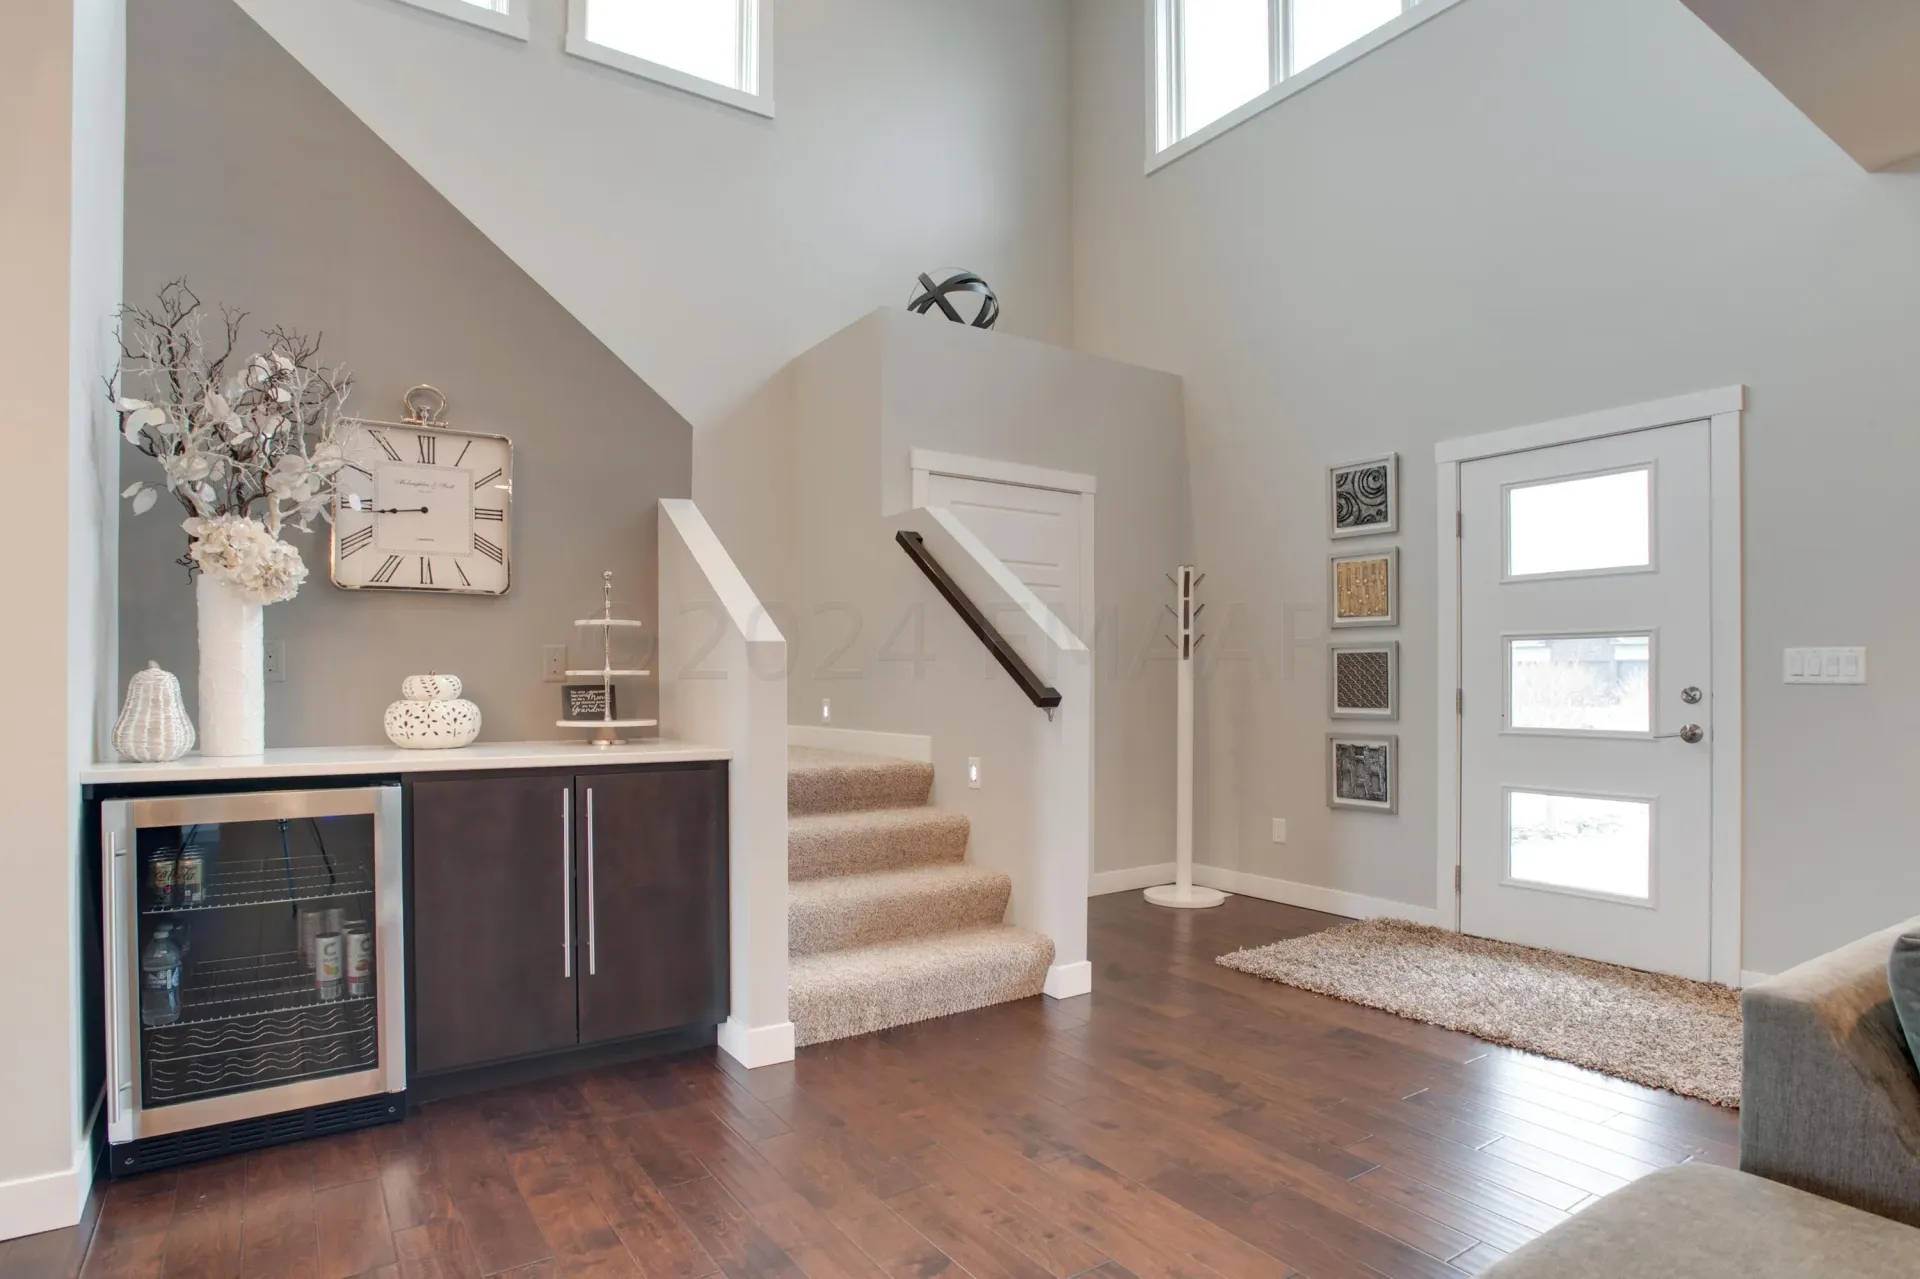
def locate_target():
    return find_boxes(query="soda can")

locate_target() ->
[176,846,208,907]
[314,933,344,1002]
[344,924,374,999]
[323,906,346,936]
[146,845,179,910]
[298,909,325,965]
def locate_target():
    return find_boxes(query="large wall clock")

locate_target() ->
[330,390,513,595]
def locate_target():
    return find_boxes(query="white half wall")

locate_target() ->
[657,500,791,1067]
[0,0,123,1241]
[1072,0,1920,975]
[227,0,1074,608]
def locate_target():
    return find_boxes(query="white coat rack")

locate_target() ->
[1145,565,1228,909]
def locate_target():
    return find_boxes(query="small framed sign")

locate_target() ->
[561,684,617,722]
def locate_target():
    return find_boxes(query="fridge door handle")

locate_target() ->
[586,788,597,976]
[562,788,573,979]
[105,827,133,1131]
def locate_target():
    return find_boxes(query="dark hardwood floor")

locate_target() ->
[1,893,1739,1278]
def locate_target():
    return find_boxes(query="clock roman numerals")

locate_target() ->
[417,433,436,464]
[346,462,373,479]
[455,561,472,587]
[338,526,375,558]
[474,468,503,492]
[419,557,434,586]
[371,431,403,462]
[453,440,473,467]
[475,507,505,522]
[474,535,505,565]
[371,555,404,585]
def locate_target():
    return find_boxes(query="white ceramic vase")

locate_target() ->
[196,574,265,757]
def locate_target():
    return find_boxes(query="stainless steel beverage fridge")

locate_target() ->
[99,785,405,1176]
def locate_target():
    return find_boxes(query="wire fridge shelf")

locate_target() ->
[142,851,374,916]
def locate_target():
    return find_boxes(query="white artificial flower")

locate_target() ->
[184,514,309,604]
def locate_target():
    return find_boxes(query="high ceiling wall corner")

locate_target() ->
[1680,0,1920,171]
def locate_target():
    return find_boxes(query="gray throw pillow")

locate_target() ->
[1891,924,1920,1071]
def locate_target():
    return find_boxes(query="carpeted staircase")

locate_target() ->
[787,745,1054,1047]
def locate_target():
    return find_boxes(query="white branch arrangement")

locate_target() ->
[114,281,356,604]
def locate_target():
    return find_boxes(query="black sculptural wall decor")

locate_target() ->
[907,270,1000,330]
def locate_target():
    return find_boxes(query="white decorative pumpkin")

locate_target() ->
[384,672,481,749]
[114,661,197,763]
[401,672,463,702]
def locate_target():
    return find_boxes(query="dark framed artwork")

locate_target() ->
[1328,733,1397,813]
[1329,453,1398,539]
[1330,641,1399,720]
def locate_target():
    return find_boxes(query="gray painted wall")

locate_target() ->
[121,0,692,746]
[1073,0,1920,973]
[224,0,1075,611]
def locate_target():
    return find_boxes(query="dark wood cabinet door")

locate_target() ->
[575,766,727,1045]
[411,774,579,1073]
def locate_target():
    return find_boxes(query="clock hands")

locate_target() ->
[372,506,429,515]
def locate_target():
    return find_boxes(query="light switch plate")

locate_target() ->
[1272,818,1287,844]
[1784,647,1866,684]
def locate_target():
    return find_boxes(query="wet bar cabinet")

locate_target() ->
[98,785,405,1176]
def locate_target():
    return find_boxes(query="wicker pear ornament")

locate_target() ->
[113,661,196,762]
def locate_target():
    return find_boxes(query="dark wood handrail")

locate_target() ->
[896,530,1062,712]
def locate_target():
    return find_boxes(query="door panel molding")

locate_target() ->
[1435,388,1744,985]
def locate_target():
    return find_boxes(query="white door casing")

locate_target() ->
[1435,387,1744,985]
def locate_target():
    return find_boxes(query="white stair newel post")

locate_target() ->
[1145,565,1227,909]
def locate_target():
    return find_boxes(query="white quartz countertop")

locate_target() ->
[81,738,729,785]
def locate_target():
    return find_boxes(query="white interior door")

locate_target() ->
[923,472,1086,638]
[1458,421,1714,978]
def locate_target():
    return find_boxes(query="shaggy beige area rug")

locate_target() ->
[1218,918,1743,1106]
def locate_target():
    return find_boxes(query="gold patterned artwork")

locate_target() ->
[1331,549,1397,627]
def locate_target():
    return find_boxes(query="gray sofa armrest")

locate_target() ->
[1741,917,1920,1227]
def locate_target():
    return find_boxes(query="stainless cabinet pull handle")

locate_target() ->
[586,788,597,976]
[562,788,573,979]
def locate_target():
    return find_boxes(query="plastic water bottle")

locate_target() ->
[141,926,182,1028]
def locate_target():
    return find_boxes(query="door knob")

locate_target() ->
[1654,724,1705,744]
[1681,686,1703,705]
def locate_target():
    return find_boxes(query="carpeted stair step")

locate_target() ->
[789,806,971,880]
[788,746,933,815]
[789,925,1054,1048]
[790,864,1011,956]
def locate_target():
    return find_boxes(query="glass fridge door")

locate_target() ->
[104,787,404,1143]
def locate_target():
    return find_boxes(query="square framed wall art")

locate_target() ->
[1330,641,1398,720]
[1330,547,1398,628]
[1328,733,1398,813]
[1329,453,1398,539]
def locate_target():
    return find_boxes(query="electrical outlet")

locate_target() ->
[1271,818,1287,844]
[264,639,287,683]
[968,757,981,789]
[820,698,832,724]
[543,645,568,682]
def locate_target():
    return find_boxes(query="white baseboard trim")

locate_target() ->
[1044,961,1093,999]
[717,1017,796,1069]
[1089,863,1177,896]
[1740,970,1770,988]
[787,726,933,762]
[1191,864,1438,926]
[0,1129,93,1244]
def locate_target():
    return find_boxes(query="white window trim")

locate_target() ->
[392,0,529,41]
[1147,0,1470,175]
[564,0,773,119]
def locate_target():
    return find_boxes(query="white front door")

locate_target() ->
[922,472,1087,637]
[1458,421,1714,978]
